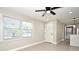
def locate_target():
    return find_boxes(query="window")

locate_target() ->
[3,16,32,40]
[21,22,32,37]
[3,16,21,39]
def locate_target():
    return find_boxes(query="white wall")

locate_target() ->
[56,20,64,43]
[0,9,45,50]
[0,14,3,41]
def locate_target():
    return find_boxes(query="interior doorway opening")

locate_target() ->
[65,26,73,45]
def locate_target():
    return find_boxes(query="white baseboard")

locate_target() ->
[8,40,44,51]
[53,40,62,44]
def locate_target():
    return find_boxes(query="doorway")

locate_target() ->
[64,26,73,45]
[65,25,73,43]
[66,27,73,40]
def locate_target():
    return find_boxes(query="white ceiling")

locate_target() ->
[0,7,79,24]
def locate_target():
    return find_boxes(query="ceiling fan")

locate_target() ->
[35,7,61,17]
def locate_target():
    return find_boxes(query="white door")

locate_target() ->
[45,22,53,42]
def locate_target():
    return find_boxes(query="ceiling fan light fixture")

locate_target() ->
[35,7,61,17]
[47,11,50,13]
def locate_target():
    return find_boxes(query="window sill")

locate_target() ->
[0,36,32,42]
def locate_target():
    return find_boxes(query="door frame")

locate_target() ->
[64,25,73,40]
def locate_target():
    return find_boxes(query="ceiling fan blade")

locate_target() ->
[42,13,45,17]
[35,10,45,12]
[50,11,56,15]
[42,11,46,17]
[51,7,61,10]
